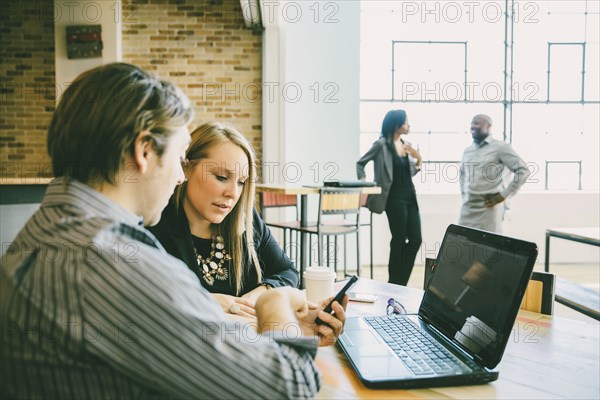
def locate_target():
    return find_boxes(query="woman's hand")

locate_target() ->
[241,284,270,303]
[226,313,257,325]
[404,143,422,165]
[297,295,348,347]
[212,293,256,318]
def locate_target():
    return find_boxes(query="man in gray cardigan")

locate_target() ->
[459,114,531,233]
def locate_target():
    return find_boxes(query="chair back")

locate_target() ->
[424,258,555,315]
[361,193,369,207]
[520,271,556,315]
[261,192,297,208]
[317,188,362,226]
[424,257,436,289]
[259,192,298,219]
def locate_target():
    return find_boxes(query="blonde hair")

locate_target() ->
[174,122,260,295]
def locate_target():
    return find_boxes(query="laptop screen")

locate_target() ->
[420,225,537,369]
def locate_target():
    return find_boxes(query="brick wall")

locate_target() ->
[122,0,263,153]
[0,0,262,179]
[0,0,56,178]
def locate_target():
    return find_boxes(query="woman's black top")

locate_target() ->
[388,150,417,203]
[149,200,299,296]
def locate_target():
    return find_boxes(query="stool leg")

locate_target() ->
[370,212,373,279]
[334,236,338,273]
[317,234,323,265]
[356,229,361,277]
[295,230,300,266]
[326,236,330,267]
[343,235,347,274]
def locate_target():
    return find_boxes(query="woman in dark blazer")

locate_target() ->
[356,110,422,285]
[149,122,298,318]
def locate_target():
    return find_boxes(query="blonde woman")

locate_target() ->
[150,122,298,318]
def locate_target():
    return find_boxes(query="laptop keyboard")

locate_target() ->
[365,315,475,376]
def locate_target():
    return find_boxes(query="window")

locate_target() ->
[360,0,599,193]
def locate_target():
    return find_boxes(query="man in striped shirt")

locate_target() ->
[0,63,346,399]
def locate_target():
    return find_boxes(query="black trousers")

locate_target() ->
[385,198,422,286]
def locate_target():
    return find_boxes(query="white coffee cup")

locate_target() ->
[303,266,336,304]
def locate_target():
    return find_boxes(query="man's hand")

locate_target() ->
[254,288,347,345]
[255,287,307,334]
[484,193,505,208]
[297,295,348,347]
[212,293,256,318]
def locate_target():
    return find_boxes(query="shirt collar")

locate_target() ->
[474,135,493,148]
[42,177,144,227]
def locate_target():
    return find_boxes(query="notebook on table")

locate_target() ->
[338,224,538,389]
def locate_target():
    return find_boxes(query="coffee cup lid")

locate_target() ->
[303,266,336,280]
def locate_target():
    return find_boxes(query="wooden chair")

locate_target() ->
[423,257,436,289]
[259,192,301,262]
[340,194,374,278]
[361,194,374,279]
[424,259,556,316]
[296,188,362,277]
[520,271,556,315]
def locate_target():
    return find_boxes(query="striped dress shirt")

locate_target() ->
[1,178,320,399]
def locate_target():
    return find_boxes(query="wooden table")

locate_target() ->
[316,278,600,399]
[256,184,381,284]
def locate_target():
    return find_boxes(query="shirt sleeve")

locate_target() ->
[82,238,320,399]
[253,209,300,289]
[498,143,531,199]
[356,140,383,179]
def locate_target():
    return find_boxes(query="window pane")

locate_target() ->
[361,0,599,192]
[549,45,583,101]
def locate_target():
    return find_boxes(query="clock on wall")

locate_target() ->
[66,25,103,59]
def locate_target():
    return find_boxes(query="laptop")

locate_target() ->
[338,224,538,389]
[323,180,378,188]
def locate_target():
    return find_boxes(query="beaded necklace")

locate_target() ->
[192,235,232,286]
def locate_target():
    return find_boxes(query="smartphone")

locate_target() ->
[348,292,378,303]
[314,275,358,325]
